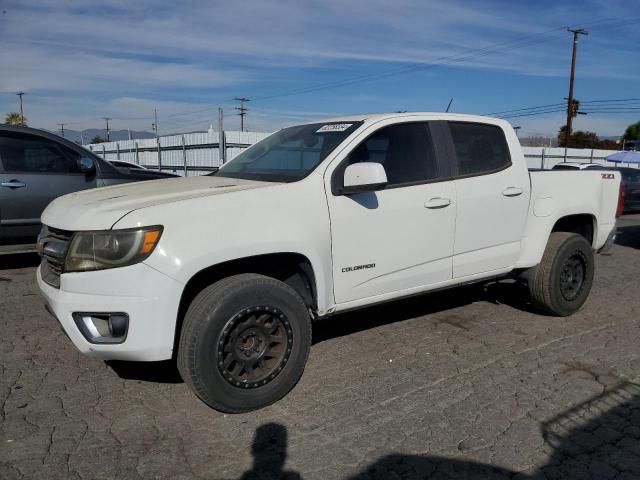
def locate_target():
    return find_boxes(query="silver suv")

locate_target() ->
[0,125,176,253]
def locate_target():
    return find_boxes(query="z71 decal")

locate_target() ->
[601,173,615,179]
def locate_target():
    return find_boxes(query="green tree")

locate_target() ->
[90,136,106,144]
[4,111,26,126]
[623,121,640,142]
[558,126,617,149]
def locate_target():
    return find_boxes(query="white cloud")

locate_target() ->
[0,0,638,132]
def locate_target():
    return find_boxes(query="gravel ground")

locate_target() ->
[1,215,640,480]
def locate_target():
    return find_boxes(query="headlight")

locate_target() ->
[64,226,163,272]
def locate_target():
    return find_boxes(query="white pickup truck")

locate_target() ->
[37,113,623,412]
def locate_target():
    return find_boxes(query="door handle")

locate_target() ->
[424,197,451,209]
[502,187,523,197]
[1,180,26,189]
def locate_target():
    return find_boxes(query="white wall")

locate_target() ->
[85,131,271,176]
[87,133,637,176]
[523,147,638,170]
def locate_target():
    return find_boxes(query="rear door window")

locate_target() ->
[448,122,511,177]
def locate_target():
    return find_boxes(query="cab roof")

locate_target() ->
[314,112,508,125]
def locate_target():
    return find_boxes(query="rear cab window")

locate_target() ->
[448,122,511,177]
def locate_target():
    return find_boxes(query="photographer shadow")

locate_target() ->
[239,382,640,479]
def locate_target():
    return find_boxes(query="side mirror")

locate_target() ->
[341,162,388,195]
[78,157,96,175]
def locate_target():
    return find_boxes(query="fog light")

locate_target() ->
[73,312,129,344]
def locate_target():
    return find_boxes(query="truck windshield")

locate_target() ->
[215,121,362,182]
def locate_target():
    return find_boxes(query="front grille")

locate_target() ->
[39,226,74,288]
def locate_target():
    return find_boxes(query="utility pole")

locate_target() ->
[103,117,112,142]
[234,97,250,131]
[564,28,588,151]
[152,108,159,137]
[16,92,25,126]
[57,122,65,138]
[218,107,226,164]
[152,108,161,172]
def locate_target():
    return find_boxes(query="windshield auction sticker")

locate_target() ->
[316,123,353,133]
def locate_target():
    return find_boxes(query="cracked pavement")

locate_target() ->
[1,214,640,479]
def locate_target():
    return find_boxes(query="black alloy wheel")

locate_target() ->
[217,306,293,389]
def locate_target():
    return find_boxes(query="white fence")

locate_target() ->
[522,147,638,170]
[87,133,638,176]
[85,131,270,176]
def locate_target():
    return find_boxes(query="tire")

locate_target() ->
[528,232,595,317]
[177,273,312,413]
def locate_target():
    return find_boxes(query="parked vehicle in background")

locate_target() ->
[109,160,148,171]
[37,113,622,412]
[613,167,640,213]
[552,162,604,170]
[109,160,179,177]
[0,125,178,253]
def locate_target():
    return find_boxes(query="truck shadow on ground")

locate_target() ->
[237,381,640,479]
[312,280,536,345]
[107,280,537,383]
[106,359,184,383]
[0,252,40,270]
[615,225,640,249]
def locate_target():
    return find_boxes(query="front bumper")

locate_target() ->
[37,263,184,361]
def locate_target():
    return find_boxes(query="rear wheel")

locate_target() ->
[528,232,595,316]
[177,273,312,413]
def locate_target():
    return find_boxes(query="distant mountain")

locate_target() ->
[47,128,156,144]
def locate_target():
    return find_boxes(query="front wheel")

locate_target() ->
[177,274,312,413]
[528,232,595,316]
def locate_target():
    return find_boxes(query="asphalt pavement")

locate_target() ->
[1,215,640,479]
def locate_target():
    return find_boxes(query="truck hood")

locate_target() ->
[42,175,278,231]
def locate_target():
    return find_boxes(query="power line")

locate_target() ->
[246,15,640,105]
[581,108,640,113]
[498,108,567,119]
[252,30,567,103]
[57,122,65,138]
[581,98,640,104]
[487,97,640,120]
[485,102,566,116]
[93,15,640,125]
[134,23,574,124]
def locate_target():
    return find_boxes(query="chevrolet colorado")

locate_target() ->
[36,113,623,412]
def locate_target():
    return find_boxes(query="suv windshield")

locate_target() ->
[215,121,362,182]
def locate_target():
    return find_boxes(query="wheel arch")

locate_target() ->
[516,211,599,269]
[551,213,597,247]
[173,252,318,356]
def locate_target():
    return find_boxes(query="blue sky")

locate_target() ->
[1,0,639,137]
